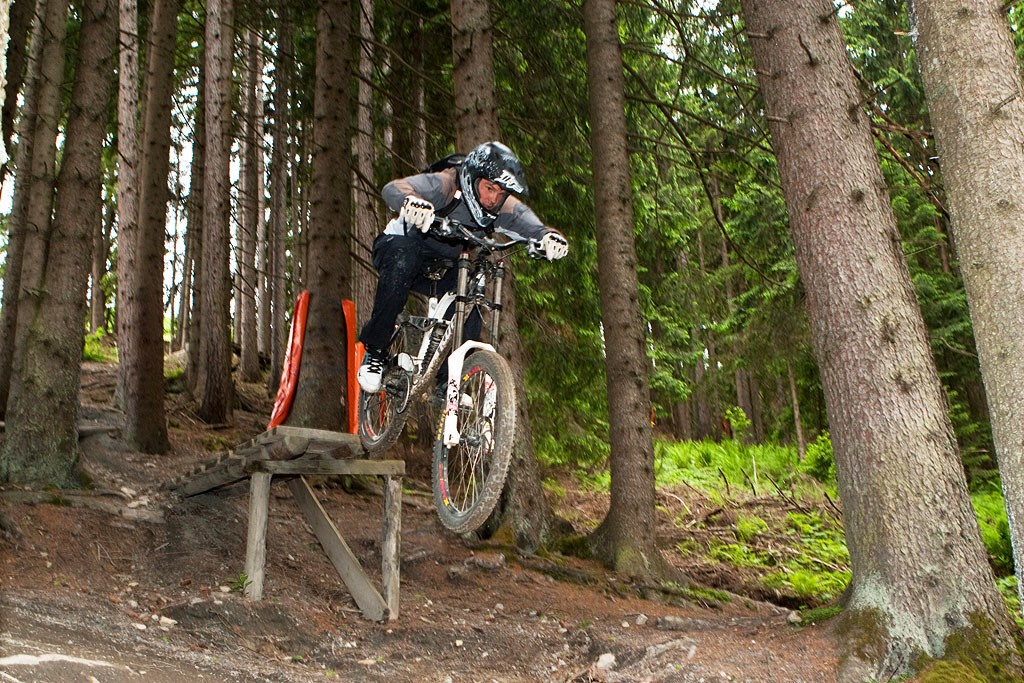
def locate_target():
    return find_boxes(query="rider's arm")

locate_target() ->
[492,196,564,244]
[382,169,458,213]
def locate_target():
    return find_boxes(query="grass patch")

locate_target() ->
[653,438,817,496]
[83,331,117,363]
[971,486,1013,576]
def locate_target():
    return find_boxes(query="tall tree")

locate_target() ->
[114,0,140,411]
[237,26,261,383]
[741,0,1020,677]
[1,0,34,179]
[197,0,235,423]
[120,0,179,452]
[450,0,555,548]
[582,0,660,575]
[909,0,1024,617]
[1,0,116,485]
[451,0,496,134]
[184,34,205,394]
[90,202,114,333]
[353,0,376,327]
[0,0,11,168]
[266,2,292,396]
[0,0,69,419]
[285,0,351,430]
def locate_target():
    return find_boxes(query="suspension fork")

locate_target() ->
[453,249,471,347]
[489,258,505,351]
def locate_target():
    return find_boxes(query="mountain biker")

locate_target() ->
[357,141,569,393]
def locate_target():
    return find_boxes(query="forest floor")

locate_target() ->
[0,360,844,683]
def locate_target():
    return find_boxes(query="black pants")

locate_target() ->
[359,234,482,354]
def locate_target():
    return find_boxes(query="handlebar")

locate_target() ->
[430,216,543,257]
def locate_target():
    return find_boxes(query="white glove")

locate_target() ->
[538,231,569,261]
[399,196,435,233]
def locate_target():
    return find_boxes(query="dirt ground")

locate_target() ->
[0,362,841,683]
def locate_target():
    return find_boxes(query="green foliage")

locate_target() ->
[700,508,850,607]
[82,331,117,363]
[226,572,251,592]
[915,661,988,683]
[799,432,835,484]
[709,541,771,568]
[653,438,798,493]
[972,487,1014,576]
[762,512,851,604]
[996,576,1022,629]
[793,605,842,626]
[734,514,768,543]
[724,406,751,443]
[541,477,567,500]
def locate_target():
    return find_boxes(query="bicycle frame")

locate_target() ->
[421,240,509,446]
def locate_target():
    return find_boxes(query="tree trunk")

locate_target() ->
[253,52,269,359]
[197,0,235,423]
[185,46,205,396]
[114,0,140,410]
[0,0,64,419]
[237,27,261,383]
[173,206,192,352]
[583,0,660,576]
[1,0,115,486]
[285,0,351,431]
[451,0,497,140]
[0,0,8,168]
[909,0,1024,624]
[741,0,1020,677]
[267,2,291,397]
[450,0,554,549]
[353,0,377,329]
[90,202,114,333]
[1,0,34,178]
[121,0,178,453]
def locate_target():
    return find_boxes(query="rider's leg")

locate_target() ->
[359,235,427,353]
[357,235,427,392]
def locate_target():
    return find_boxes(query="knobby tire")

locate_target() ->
[432,349,516,534]
[358,328,414,453]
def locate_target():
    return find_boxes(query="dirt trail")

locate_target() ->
[0,363,840,682]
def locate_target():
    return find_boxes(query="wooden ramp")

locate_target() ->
[169,425,404,622]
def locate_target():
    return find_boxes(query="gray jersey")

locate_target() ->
[381,168,550,246]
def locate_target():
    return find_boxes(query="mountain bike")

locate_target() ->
[358,218,540,534]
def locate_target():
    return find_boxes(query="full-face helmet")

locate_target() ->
[458,141,528,227]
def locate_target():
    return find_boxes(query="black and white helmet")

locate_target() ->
[458,141,528,227]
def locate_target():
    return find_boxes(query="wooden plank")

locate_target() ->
[244,472,272,601]
[287,477,387,621]
[273,425,362,447]
[234,431,310,460]
[381,475,402,620]
[248,459,405,477]
[233,426,363,460]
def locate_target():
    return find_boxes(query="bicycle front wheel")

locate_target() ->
[432,349,517,534]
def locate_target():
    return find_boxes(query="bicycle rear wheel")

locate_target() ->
[432,349,516,534]
[358,329,414,454]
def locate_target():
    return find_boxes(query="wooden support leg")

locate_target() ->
[244,472,272,601]
[382,475,402,620]
[288,476,387,621]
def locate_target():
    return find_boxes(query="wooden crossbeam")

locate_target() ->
[248,459,404,477]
